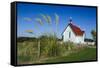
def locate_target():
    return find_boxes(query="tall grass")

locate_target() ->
[17,41,38,64]
[17,34,76,64]
[39,34,58,57]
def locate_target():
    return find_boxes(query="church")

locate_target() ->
[62,18,85,44]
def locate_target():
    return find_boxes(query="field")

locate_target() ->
[42,47,96,63]
[17,36,97,65]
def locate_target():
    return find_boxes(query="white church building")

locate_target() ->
[62,19,85,44]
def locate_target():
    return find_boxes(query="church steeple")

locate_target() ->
[69,17,72,23]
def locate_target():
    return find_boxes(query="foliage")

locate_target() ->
[39,35,66,57]
[17,34,75,64]
[91,29,96,41]
[17,41,38,64]
[17,38,96,64]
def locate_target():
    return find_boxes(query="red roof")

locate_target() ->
[62,23,84,36]
[69,23,84,36]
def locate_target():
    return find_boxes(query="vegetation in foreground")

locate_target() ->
[42,47,96,63]
[17,35,96,65]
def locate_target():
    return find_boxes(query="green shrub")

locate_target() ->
[39,35,68,57]
[62,42,75,50]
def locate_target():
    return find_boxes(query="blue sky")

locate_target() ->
[17,3,97,39]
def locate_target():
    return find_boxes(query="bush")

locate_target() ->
[39,35,58,57]
[61,42,75,50]
[39,35,68,57]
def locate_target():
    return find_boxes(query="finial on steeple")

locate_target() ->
[69,17,72,23]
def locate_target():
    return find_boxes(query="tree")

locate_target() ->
[91,29,96,41]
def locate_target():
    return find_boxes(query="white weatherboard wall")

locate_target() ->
[63,26,76,42]
[75,35,85,43]
[63,25,85,43]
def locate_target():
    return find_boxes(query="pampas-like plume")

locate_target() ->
[46,15,51,24]
[24,17,32,22]
[40,14,51,24]
[55,13,59,26]
[25,30,33,34]
[40,14,48,23]
[35,18,43,25]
